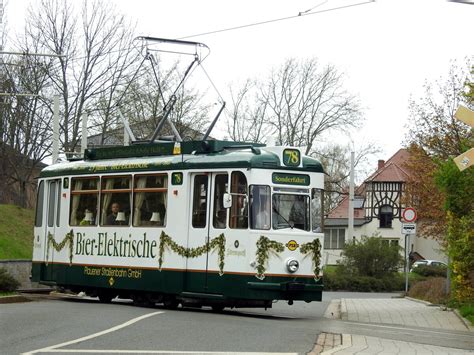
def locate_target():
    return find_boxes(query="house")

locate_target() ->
[323,149,447,265]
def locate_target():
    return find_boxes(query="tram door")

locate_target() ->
[43,179,61,281]
[186,173,228,294]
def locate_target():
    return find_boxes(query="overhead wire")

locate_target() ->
[177,0,375,40]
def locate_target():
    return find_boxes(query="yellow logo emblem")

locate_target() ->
[108,277,115,286]
[286,240,299,251]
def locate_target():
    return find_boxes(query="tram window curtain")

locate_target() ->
[101,179,115,225]
[249,185,271,230]
[230,171,248,229]
[133,175,168,227]
[133,177,147,226]
[70,178,99,226]
[213,174,228,229]
[70,180,83,225]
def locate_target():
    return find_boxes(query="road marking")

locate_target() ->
[22,311,164,355]
[33,351,298,354]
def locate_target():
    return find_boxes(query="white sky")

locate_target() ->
[4,0,474,169]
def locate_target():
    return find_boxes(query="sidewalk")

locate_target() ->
[314,297,473,355]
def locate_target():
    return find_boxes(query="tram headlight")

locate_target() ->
[286,258,299,273]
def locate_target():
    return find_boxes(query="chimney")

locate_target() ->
[378,159,385,170]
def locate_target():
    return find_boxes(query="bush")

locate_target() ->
[412,264,447,278]
[340,235,404,278]
[408,277,449,304]
[323,265,405,292]
[0,268,20,292]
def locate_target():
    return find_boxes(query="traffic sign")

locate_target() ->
[402,207,417,223]
[402,223,416,235]
[454,148,474,172]
[454,105,474,171]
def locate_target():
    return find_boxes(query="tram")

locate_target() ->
[31,140,325,309]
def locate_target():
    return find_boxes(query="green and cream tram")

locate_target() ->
[32,140,325,310]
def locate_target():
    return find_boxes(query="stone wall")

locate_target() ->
[0,260,33,289]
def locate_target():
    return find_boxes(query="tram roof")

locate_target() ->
[40,140,324,178]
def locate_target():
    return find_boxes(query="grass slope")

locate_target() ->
[0,204,34,260]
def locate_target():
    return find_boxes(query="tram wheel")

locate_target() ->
[211,305,225,312]
[163,297,179,310]
[98,293,114,303]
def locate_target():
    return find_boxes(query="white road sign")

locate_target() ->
[402,223,417,235]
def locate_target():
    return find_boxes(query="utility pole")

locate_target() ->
[347,152,355,242]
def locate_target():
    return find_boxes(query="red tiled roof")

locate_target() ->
[327,194,365,219]
[365,149,411,182]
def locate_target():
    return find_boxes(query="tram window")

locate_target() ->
[272,194,310,231]
[311,188,324,233]
[56,180,61,227]
[133,174,168,227]
[70,177,99,226]
[230,171,248,229]
[192,175,208,228]
[249,185,271,230]
[213,174,228,229]
[101,176,131,226]
[35,181,45,227]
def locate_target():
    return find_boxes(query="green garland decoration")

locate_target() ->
[300,238,322,280]
[255,235,284,280]
[46,230,74,266]
[158,231,226,276]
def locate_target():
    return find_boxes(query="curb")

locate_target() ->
[405,296,433,306]
[0,294,31,304]
[453,309,474,332]
[320,334,352,355]
[340,298,348,321]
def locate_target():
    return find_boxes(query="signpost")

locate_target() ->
[402,207,417,293]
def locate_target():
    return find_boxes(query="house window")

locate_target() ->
[381,239,399,247]
[324,228,346,249]
[379,205,393,228]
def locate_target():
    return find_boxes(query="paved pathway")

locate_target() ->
[342,298,468,331]
[316,298,473,355]
[325,334,473,355]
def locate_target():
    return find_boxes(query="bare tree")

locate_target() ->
[228,58,363,152]
[316,143,381,214]
[226,79,270,142]
[22,0,137,154]
[0,52,52,207]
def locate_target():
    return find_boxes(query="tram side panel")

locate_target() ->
[203,169,324,302]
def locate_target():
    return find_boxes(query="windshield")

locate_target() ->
[272,194,310,231]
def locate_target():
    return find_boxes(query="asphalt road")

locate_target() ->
[5,291,464,355]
